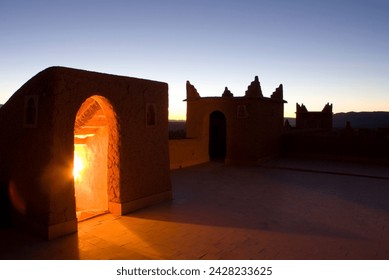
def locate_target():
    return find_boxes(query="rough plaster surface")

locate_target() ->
[0,67,172,239]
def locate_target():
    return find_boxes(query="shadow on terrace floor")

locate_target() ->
[1,160,388,259]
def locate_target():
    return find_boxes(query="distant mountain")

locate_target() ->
[168,120,186,131]
[333,112,389,128]
[285,111,389,129]
[168,120,186,139]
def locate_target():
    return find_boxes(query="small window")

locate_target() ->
[24,96,39,128]
[237,105,248,119]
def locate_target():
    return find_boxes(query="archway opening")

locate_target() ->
[209,111,227,161]
[74,97,109,221]
[0,182,11,228]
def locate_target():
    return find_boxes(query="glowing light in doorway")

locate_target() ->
[73,145,86,181]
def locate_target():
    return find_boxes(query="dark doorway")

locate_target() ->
[209,111,227,160]
[0,181,11,228]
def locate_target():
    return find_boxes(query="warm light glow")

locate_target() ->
[73,153,83,180]
[8,180,26,215]
[73,145,87,180]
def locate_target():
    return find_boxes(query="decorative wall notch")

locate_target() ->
[245,76,263,98]
[23,95,39,128]
[186,81,200,100]
[222,87,233,98]
[271,84,283,100]
[237,105,249,119]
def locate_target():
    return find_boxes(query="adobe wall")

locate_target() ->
[49,68,172,217]
[169,138,209,169]
[185,77,285,164]
[0,67,172,239]
[187,98,284,163]
[0,71,54,236]
[281,127,389,163]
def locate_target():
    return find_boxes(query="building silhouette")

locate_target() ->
[296,103,333,130]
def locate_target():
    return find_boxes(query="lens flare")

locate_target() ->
[73,146,86,180]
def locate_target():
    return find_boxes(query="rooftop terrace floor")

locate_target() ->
[1,158,389,259]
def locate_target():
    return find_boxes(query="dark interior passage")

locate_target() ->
[209,111,227,160]
[0,182,11,228]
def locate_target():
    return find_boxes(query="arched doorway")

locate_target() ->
[209,111,227,160]
[73,96,118,221]
[0,181,11,228]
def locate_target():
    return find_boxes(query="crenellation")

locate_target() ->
[271,84,283,100]
[296,103,308,113]
[222,87,233,97]
[186,81,200,100]
[245,76,263,98]
[322,102,333,113]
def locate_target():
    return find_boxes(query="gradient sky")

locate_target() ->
[1,0,388,119]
